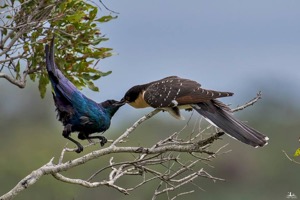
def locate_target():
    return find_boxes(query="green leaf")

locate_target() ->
[87,81,99,91]
[38,74,49,98]
[29,73,36,82]
[294,148,300,157]
[15,61,20,73]
[65,12,85,23]
[70,76,85,90]
[96,15,117,23]
[2,28,7,35]
[59,1,67,12]
[99,70,112,77]
[90,37,108,45]
[89,7,97,20]
[23,43,29,53]
[82,73,99,81]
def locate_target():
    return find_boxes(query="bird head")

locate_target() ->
[120,85,144,104]
[100,99,125,117]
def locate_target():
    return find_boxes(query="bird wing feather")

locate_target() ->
[45,37,104,128]
[45,37,88,106]
[144,76,233,108]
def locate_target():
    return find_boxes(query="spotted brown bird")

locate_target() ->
[120,76,268,147]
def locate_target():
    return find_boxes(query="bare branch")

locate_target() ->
[0,157,55,200]
[98,0,120,14]
[170,190,195,200]
[52,173,102,187]
[111,109,161,146]
[0,72,26,88]
[232,91,262,112]
[283,150,300,165]
[0,94,262,199]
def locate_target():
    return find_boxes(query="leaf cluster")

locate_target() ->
[0,0,117,97]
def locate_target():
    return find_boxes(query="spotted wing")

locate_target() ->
[143,76,233,108]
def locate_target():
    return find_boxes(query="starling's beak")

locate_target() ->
[113,98,126,106]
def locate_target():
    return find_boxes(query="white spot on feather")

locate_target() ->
[193,104,201,109]
[171,100,178,106]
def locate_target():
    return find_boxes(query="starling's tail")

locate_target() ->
[192,100,268,147]
[45,37,59,84]
[45,37,78,101]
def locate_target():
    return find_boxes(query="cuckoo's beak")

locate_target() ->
[113,98,127,106]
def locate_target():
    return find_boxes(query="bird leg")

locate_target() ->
[78,133,108,147]
[62,124,83,153]
[88,135,108,146]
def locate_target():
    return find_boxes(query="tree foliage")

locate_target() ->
[0,0,116,97]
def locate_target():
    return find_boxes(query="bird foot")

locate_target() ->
[100,136,107,146]
[75,144,84,153]
[79,134,108,147]
[62,124,72,137]
[62,127,84,153]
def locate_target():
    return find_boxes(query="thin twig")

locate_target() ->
[111,109,161,146]
[232,91,262,112]
[0,72,26,88]
[99,0,120,14]
[170,190,195,200]
[282,150,300,165]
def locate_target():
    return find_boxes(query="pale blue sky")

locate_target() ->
[3,1,299,119]
[87,0,299,109]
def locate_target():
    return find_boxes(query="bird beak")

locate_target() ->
[114,98,126,106]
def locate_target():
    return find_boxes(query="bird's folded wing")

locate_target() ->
[46,37,86,105]
[144,76,233,108]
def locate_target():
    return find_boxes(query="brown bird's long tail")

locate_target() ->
[191,100,269,147]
